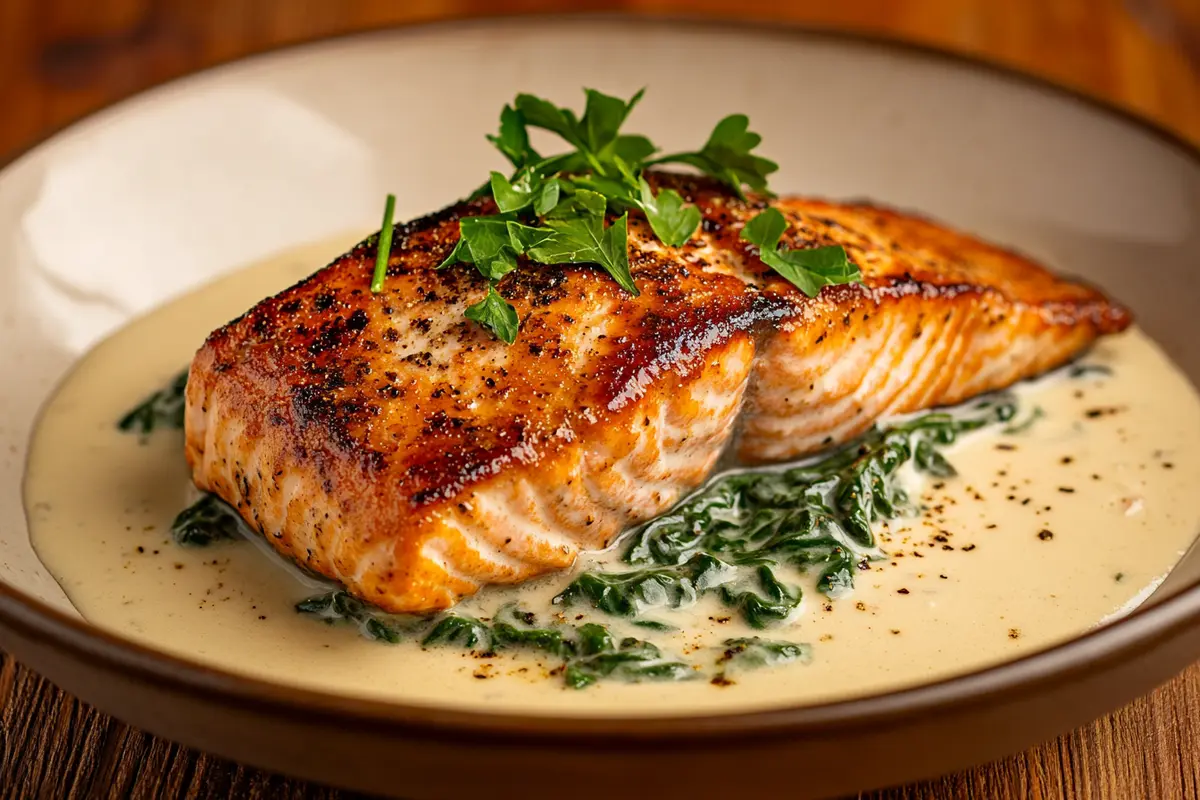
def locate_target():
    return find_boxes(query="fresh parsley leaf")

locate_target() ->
[651,114,778,198]
[525,190,637,294]
[458,215,521,279]
[516,89,646,159]
[464,283,520,343]
[533,178,561,216]
[439,215,520,274]
[566,173,637,204]
[703,114,778,187]
[489,170,561,217]
[637,177,701,246]
[769,246,858,297]
[489,170,537,214]
[611,134,657,164]
[514,93,584,149]
[487,104,539,168]
[582,87,644,154]
[447,88,865,342]
[479,251,518,281]
[741,204,787,249]
[529,150,590,179]
[434,236,465,271]
[506,220,558,252]
[740,208,859,297]
[547,189,600,222]
[436,237,468,270]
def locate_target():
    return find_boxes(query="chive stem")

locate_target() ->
[370,193,397,293]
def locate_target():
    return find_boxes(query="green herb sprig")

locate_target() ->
[369,193,396,294]
[740,208,862,296]
[386,88,861,342]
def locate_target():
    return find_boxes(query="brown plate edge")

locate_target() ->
[0,9,1199,748]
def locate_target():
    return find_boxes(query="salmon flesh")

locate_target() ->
[184,174,1130,613]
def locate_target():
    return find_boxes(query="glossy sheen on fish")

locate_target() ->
[184,173,1130,613]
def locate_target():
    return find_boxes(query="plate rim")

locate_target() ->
[3,11,1200,743]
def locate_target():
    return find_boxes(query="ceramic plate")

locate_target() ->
[2,15,1200,799]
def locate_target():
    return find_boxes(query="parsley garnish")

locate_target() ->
[637,177,701,247]
[739,207,861,297]
[518,191,635,293]
[464,284,520,344]
[395,88,859,340]
[648,114,779,199]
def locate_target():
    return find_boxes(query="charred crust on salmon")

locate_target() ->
[185,172,1130,612]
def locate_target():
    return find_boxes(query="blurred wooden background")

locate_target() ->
[2,0,1200,798]
[1,0,1198,164]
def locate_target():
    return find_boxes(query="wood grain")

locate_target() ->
[2,1,1199,798]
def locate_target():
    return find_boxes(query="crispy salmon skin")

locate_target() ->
[184,173,1129,613]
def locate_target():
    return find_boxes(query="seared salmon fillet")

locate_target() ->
[184,173,1129,613]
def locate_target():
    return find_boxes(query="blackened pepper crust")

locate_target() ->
[184,171,1129,612]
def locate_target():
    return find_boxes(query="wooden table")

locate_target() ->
[2,1,1199,797]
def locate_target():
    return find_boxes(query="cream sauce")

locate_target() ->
[23,236,1200,716]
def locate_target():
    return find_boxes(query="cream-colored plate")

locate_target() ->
[2,16,1200,799]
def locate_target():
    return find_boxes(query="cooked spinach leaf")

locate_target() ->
[301,598,692,689]
[117,369,188,435]
[170,493,241,546]
[285,398,1018,687]
[1068,363,1113,378]
[490,605,575,658]
[422,614,492,650]
[555,397,1017,626]
[716,637,811,671]
[563,625,693,689]
[295,591,414,643]
[552,553,735,616]
[1003,405,1044,435]
[717,565,801,629]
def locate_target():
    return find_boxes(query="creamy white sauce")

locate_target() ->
[23,236,1200,716]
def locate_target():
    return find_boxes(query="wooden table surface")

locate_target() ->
[3,1,1200,798]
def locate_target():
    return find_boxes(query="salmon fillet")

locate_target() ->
[184,173,1129,613]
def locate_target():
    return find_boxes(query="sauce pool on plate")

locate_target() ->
[22,235,1200,716]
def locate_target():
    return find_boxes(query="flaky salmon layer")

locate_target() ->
[185,174,1129,613]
